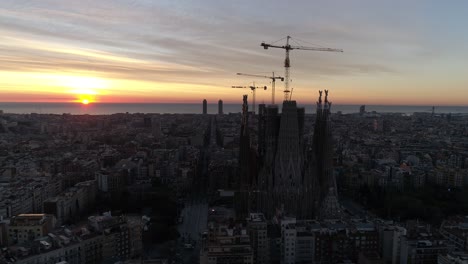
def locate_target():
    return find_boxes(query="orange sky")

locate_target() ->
[0,1,467,106]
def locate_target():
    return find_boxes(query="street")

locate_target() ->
[178,200,208,241]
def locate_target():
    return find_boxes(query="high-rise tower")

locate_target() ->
[203,99,207,114]
[218,100,223,115]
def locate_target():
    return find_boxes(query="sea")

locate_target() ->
[0,102,467,115]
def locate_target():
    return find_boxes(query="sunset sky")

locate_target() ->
[0,0,467,105]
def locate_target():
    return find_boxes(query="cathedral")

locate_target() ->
[238,90,343,220]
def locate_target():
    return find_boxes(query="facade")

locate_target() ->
[400,231,448,264]
[15,241,82,264]
[7,214,56,245]
[247,213,269,264]
[200,224,253,264]
[438,252,468,264]
[43,181,97,226]
[281,220,297,264]
[6,213,141,264]
[379,224,407,264]
[266,218,380,264]
[440,216,468,252]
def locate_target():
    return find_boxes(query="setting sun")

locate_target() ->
[81,98,90,105]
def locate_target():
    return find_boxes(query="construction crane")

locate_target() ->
[236,72,284,105]
[232,82,267,114]
[261,35,343,101]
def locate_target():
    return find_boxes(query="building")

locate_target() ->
[267,217,380,264]
[199,224,253,264]
[257,105,279,218]
[258,100,305,218]
[13,237,82,264]
[281,218,297,264]
[400,230,448,264]
[267,223,282,264]
[43,180,97,226]
[7,214,56,245]
[438,252,468,264]
[256,91,338,219]
[218,100,223,115]
[237,95,255,218]
[312,90,342,219]
[440,216,468,252]
[88,213,142,262]
[360,105,366,115]
[358,251,385,264]
[203,99,208,115]
[247,213,269,264]
[380,225,407,264]
[273,100,305,214]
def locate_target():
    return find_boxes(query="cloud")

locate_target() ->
[0,0,466,103]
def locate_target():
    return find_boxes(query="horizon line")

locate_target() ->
[0,101,467,107]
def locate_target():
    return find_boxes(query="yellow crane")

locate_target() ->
[261,36,343,101]
[236,72,284,105]
[232,82,267,114]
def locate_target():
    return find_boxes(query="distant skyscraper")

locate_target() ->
[203,99,207,114]
[218,100,223,115]
[360,105,366,116]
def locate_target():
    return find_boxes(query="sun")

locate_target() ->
[77,94,96,104]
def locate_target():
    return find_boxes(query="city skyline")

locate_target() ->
[1,0,468,105]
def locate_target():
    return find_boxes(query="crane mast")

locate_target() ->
[284,37,291,101]
[261,35,343,102]
[236,72,284,105]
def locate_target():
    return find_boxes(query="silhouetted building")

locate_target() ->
[203,99,207,114]
[218,99,223,115]
[257,104,280,217]
[256,91,339,219]
[312,90,342,219]
[256,99,308,218]
[143,116,152,128]
[272,100,305,214]
[360,105,366,115]
[237,95,255,218]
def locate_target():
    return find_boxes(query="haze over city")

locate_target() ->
[1,0,467,105]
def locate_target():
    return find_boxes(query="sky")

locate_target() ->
[0,0,467,105]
